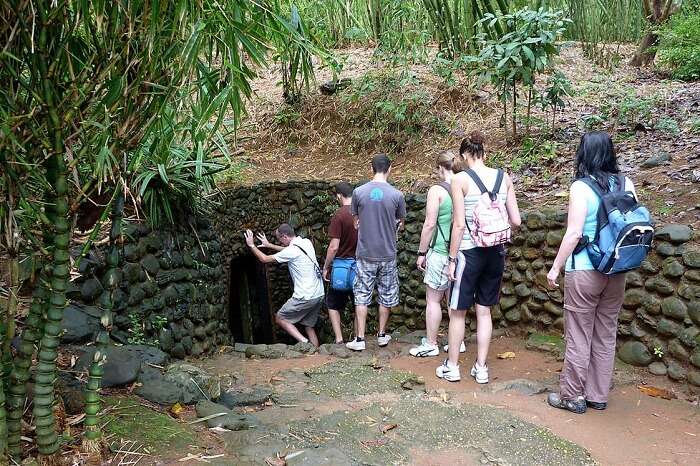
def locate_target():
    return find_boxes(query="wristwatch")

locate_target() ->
[448,256,457,263]
[417,250,426,256]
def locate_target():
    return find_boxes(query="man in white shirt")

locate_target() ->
[244,224,324,346]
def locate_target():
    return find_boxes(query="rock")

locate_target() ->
[166,362,221,400]
[56,372,85,415]
[234,342,253,353]
[679,327,700,348]
[218,386,273,408]
[505,309,521,322]
[319,78,352,95]
[661,297,688,321]
[291,342,317,354]
[662,260,685,278]
[319,343,351,359]
[678,283,700,301]
[644,277,675,295]
[617,341,653,367]
[623,289,654,308]
[655,224,692,244]
[80,278,103,302]
[683,248,700,268]
[669,339,690,361]
[525,333,565,360]
[657,318,682,337]
[135,366,184,405]
[500,296,518,310]
[61,304,101,343]
[546,230,564,247]
[75,345,169,387]
[525,212,546,230]
[689,370,700,387]
[514,284,531,298]
[195,400,258,430]
[640,151,671,168]
[487,378,550,396]
[648,362,667,376]
[667,361,687,381]
[691,350,700,368]
[656,242,677,257]
[626,271,644,288]
[543,302,563,317]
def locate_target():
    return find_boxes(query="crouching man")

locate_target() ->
[244,224,324,346]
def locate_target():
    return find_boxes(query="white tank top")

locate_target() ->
[459,167,508,250]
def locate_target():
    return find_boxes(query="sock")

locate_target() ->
[447,360,459,369]
[356,336,364,341]
[300,337,309,343]
[378,333,385,337]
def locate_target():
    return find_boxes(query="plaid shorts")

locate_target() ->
[353,258,400,307]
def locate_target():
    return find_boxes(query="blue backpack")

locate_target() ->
[574,174,654,275]
[330,257,356,291]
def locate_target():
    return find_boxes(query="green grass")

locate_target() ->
[103,395,197,455]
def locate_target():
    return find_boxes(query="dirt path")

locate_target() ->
[175,336,699,466]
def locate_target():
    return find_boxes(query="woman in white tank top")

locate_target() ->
[436,132,521,384]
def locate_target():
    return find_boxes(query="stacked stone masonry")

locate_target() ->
[69,217,228,358]
[215,182,700,391]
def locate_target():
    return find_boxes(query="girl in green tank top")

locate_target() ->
[410,151,459,358]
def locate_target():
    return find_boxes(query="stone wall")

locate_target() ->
[216,181,700,390]
[68,217,228,358]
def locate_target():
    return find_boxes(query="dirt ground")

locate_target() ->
[154,336,699,466]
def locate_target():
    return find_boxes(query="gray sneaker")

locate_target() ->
[547,393,587,414]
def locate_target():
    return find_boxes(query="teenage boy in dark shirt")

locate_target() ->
[322,182,358,344]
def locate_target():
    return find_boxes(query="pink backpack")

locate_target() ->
[465,169,511,247]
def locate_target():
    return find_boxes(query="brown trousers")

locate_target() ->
[560,270,626,402]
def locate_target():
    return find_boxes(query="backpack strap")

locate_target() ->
[465,169,489,194]
[579,176,606,199]
[615,174,626,193]
[439,181,451,193]
[492,170,504,198]
[294,244,322,276]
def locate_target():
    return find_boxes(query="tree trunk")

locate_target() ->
[82,186,123,453]
[630,0,681,66]
[630,31,659,66]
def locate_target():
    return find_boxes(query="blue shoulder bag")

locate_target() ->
[330,257,356,291]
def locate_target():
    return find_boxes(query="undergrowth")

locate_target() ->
[339,68,450,154]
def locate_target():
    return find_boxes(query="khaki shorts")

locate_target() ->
[423,250,450,291]
[277,296,324,327]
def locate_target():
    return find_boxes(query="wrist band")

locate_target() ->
[448,256,457,263]
[417,251,426,256]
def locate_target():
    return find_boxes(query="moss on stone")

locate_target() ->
[103,395,196,454]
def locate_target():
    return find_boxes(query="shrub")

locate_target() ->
[657,12,700,81]
[341,68,446,153]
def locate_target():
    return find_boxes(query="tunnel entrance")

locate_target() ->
[228,256,275,344]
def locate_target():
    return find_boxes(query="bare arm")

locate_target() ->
[323,238,340,280]
[256,233,284,252]
[547,184,588,287]
[244,230,277,264]
[448,175,468,260]
[353,215,359,230]
[504,173,521,229]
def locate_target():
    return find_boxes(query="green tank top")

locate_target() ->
[431,187,452,256]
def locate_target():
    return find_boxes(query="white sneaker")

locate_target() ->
[435,359,461,382]
[346,337,366,351]
[377,333,392,347]
[409,338,439,357]
[443,341,467,353]
[470,362,489,384]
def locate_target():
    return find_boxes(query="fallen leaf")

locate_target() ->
[637,385,677,400]
[170,402,185,417]
[381,423,397,434]
[360,438,389,448]
[497,351,516,359]
[264,455,286,466]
